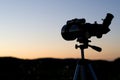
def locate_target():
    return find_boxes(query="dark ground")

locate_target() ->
[0,57,119,80]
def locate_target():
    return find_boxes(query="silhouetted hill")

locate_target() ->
[0,57,119,80]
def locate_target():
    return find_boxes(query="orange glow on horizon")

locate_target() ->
[0,46,118,61]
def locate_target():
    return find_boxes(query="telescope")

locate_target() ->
[61,13,114,43]
[61,13,114,80]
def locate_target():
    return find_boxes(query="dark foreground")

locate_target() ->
[0,57,120,80]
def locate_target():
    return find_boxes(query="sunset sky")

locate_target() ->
[0,0,119,60]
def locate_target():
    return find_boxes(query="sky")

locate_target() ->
[0,0,120,60]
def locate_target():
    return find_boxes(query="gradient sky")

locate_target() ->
[0,0,119,60]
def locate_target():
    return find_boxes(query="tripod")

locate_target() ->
[73,39,102,80]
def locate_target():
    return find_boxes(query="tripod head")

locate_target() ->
[75,38,102,52]
[75,38,102,61]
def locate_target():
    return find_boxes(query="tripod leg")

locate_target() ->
[88,64,97,80]
[80,65,86,80]
[73,64,80,80]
